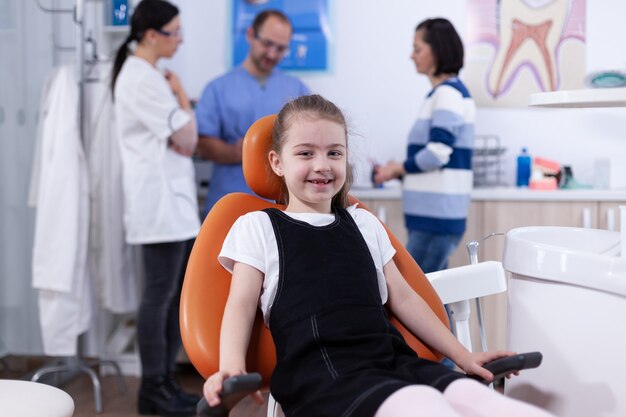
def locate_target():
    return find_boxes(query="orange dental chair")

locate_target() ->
[179,115,541,417]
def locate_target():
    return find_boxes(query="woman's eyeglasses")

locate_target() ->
[157,28,183,39]
[254,33,289,55]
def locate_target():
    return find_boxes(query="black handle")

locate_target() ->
[197,397,224,417]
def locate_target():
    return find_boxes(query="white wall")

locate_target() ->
[1,0,62,354]
[170,0,626,186]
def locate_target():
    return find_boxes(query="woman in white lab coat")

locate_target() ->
[111,1,200,416]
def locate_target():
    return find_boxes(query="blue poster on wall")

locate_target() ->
[232,0,329,71]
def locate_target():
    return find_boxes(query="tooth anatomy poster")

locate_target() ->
[464,0,586,107]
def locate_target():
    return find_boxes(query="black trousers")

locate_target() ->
[137,238,194,378]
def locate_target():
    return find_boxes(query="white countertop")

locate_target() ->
[350,186,626,202]
[350,186,403,200]
[529,87,626,108]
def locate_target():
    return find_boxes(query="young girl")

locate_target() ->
[203,95,554,417]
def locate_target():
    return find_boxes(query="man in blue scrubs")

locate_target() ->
[195,9,310,216]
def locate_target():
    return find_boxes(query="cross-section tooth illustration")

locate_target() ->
[488,0,570,97]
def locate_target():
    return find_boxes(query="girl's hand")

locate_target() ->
[203,370,264,407]
[203,369,242,407]
[455,350,519,382]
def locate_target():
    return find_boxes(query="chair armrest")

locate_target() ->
[469,351,543,384]
[197,373,263,417]
[425,261,507,304]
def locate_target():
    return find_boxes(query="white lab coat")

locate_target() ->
[114,56,200,244]
[29,65,92,356]
[86,63,139,314]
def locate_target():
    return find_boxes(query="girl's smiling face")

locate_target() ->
[269,115,347,214]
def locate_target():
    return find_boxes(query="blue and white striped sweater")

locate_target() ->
[402,78,475,235]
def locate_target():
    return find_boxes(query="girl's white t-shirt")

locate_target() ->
[218,204,396,326]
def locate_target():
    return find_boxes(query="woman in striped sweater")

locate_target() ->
[375,17,475,275]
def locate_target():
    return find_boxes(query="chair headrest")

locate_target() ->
[242,114,283,201]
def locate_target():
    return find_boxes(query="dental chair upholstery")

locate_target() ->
[180,114,448,380]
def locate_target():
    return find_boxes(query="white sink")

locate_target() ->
[502,226,626,417]
[503,226,626,295]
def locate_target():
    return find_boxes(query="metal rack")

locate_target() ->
[35,0,88,140]
[473,134,506,187]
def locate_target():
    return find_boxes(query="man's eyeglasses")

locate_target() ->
[157,28,183,39]
[254,33,289,55]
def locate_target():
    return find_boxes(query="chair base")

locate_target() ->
[30,356,126,413]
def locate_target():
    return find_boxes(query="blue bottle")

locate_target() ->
[112,0,129,26]
[516,147,531,187]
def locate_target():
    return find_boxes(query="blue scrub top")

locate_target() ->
[195,65,310,215]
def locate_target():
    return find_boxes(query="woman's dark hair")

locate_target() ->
[416,18,464,76]
[272,94,353,210]
[251,9,291,36]
[111,0,179,96]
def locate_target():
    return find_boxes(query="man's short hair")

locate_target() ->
[252,9,292,35]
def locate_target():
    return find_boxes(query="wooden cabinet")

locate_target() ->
[598,202,626,231]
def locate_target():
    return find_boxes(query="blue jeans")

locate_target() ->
[406,229,463,369]
[406,229,463,274]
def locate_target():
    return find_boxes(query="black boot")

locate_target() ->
[138,376,196,417]
[166,372,202,404]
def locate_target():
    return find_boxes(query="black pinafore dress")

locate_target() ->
[264,208,465,417]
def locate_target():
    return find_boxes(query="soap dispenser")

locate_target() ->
[516,147,531,187]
